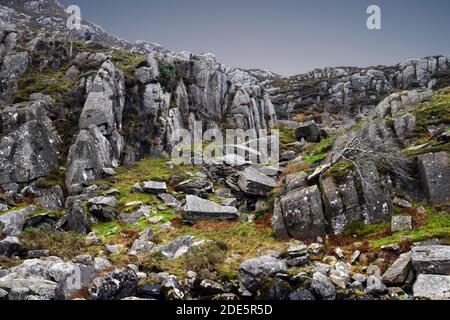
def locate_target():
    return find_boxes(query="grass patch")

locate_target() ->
[370,213,450,248]
[411,87,450,133]
[19,229,87,260]
[111,50,147,79]
[154,220,287,280]
[304,137,333,165]
[277,125,297,146]
[93,157,198,204]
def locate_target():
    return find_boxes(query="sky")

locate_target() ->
[58,0,450,76]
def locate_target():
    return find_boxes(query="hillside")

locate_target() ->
[0,0,449,301]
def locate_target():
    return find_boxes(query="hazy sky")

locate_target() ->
[59,0,450,76]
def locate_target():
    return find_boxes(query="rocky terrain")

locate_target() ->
[0,0,449,301]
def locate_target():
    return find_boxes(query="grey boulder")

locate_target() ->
[182,195,238,223]
[411,245,450,275]
[238,167,276,196]
[238,256,287,293]
[418,152,450,205]
[413,275,450,300]
[89,268,138,300]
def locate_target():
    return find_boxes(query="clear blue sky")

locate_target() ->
[59,0,450,75]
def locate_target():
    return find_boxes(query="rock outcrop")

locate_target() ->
[65,61,125,194]
[418,152,450,205]
[0,101,59,191]
[272,186,326,239]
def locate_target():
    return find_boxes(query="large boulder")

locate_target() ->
[182,195,238,223]
[87,196,118,222]
[413,275,450,300]
[418,152,450,205]
[0,206,37,236]
[33,186,65,212]
[320,174,363,234]
[78,61,125,135]
[0,101,59,189]
[88,268,138,300]
[66,61,125,194]
[0,236,21,258]
[238,256,287,293]
[0,52,29,103]
[65,125,115,193]
[382,253,412,285]
[295,121,322,142]
[411,245,450,275]
[271,186,326,239]
[65,197,92,234]
[238,167,276,196]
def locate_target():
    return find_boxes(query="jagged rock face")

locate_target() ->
[0,0,166,54]
[418,152,450,205]
[269,55,449,120]
[0,30,29,104]
[66,61,125,194]
[320,174,363,235]
[124,52,277,159]
[0,101,59,190]
[272,185,326,239]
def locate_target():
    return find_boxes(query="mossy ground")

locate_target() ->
[153,219,287,280]
[341,205,450,249]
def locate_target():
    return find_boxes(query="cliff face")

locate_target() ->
[0,8,276,193]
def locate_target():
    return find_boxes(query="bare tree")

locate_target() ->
[308,123,413,191]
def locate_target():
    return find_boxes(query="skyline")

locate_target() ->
[59,0,450,76]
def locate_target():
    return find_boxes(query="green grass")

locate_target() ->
[411,87,450,133]
[155,220,287,280]
[93,157,198,204]
[325,161,354,177]
[111,50,147,79]
[15,67,73,103]
[370,213,450,248]
[277,125,297,146]
[304,137,333,165]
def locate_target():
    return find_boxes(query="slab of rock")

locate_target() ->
[88,196,118,221]
[65,197,92,234]
[382,253,412,285]
[411,245,450,275]
[143,181,167,194]
[295,121,321,142]
[392,197,412,208]
[175,178,213,198]
[413,275,450,300]
[311,272,336,300]
[238,167,276,196]
[391,215,412,232]
[271,186,326,239]
[154,236,197,260]
[182,195,238,223]
[89,268,138,300]
[0,206,37,236]
[238,256,287,293]
[0,236,21,258]
[128,240,155,256]
[33,186,65,212]
[418,152,450,205]
[158,193,181,208]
